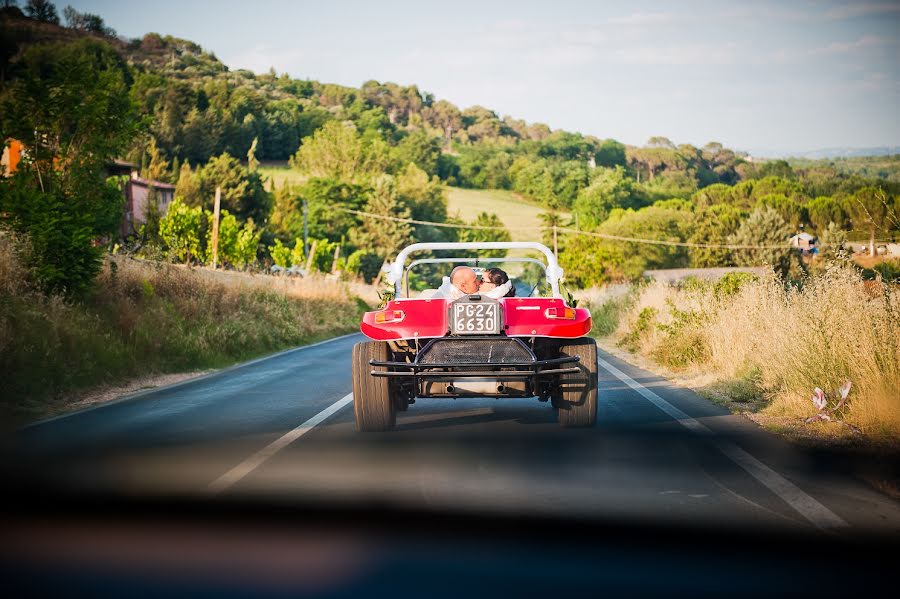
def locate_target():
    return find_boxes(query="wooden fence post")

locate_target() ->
[331,244,341,273]
[305,240,317,273]
[211,186,221,269]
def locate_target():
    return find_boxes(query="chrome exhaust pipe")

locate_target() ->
[446,384,455,393]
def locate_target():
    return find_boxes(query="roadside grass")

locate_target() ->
[612,267,900,441]
[0,235,368,425]
[575,284,636,338]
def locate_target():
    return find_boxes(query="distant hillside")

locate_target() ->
[789,147,900,160]
[744,147,900,160]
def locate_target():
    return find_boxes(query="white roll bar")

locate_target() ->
[386,242,564,298]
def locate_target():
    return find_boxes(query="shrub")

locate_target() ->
[346,249,383,283]
[713,272,758,297]
[619,306,658,353]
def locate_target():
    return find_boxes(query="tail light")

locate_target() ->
[545,306,576,320]
[375,309,405,324]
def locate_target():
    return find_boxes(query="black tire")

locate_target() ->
[352,341,397,432]
[554,338,598,428]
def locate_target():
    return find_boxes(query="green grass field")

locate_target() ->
[445,187,560,242]
[258,162,306,190]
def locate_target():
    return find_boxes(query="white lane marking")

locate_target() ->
[597,356,848,530]
[208,392,354,494]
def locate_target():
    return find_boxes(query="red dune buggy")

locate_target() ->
[352,242,597,431]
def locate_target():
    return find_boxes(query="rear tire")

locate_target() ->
[352,341,397,432]
[554,338,598,428]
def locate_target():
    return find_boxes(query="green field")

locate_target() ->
[445,187,558,242]
[258,162,306,190]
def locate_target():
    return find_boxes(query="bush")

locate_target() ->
[653,302,710,368]
[346,249,383,283]
[0,185,110,296]
[713,272,758,297]
[619,307,658,353]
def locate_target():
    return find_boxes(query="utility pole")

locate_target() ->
[302,198,309,258]
[211,187,221,269]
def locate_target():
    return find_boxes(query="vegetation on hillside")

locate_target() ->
[4,6,898,292]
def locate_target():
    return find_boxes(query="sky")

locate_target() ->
[65,0,900,155]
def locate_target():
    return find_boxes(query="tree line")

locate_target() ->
[1,5,898,297]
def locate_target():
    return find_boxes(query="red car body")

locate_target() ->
[361,297,592,341]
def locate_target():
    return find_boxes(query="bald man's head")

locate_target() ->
[450,266,479,295]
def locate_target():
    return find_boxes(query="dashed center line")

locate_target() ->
[208,392,353,494]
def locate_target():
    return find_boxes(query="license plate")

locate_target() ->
[451,301,500,335]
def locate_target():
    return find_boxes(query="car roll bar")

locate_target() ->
[386,242,564,299]
[403,256,546,299]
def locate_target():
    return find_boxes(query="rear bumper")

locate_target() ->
[368,356,580,378]
[366,335,581,398]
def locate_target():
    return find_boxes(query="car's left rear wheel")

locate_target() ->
[352,341,397,432]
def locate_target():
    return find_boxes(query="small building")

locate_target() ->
[790,232,817,254]
[122,173,176,236]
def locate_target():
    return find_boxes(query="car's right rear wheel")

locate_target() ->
[554,338,598,428]
[352,341,397,432]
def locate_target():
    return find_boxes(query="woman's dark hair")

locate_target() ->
[485,268,515,297]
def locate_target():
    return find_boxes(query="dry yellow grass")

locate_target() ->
[617,267,900,439]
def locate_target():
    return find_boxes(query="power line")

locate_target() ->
[338,208,796,250]
[337,208,541,231]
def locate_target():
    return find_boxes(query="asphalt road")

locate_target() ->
[9,332,900,535]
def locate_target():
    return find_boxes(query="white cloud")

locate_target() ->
[825,2,900,19]
[613,43,740,66]
[810,35,885,55]
[604,12,674,26]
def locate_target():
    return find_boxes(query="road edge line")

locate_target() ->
[596,355,848,530]
[208,392,354,494]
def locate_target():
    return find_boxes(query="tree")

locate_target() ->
[456,212,511,258]
[393,129,441,176]
[807,196,848,233]
[25,0,58,22]
[573,166,641,228]
[755,193,805,230]
[594,139,627,168]
[395,163,448,243]
[346,249,383,283]
[192,153,271,224]
[845,187,895,257]
[351,175,413,260]
[246,136,260,173]
[689,203,744,267]
[0,39,138,294]
[291,120,388,184]
[594,206,695,278]
[63,5,115,36]
[729,207,792,275]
